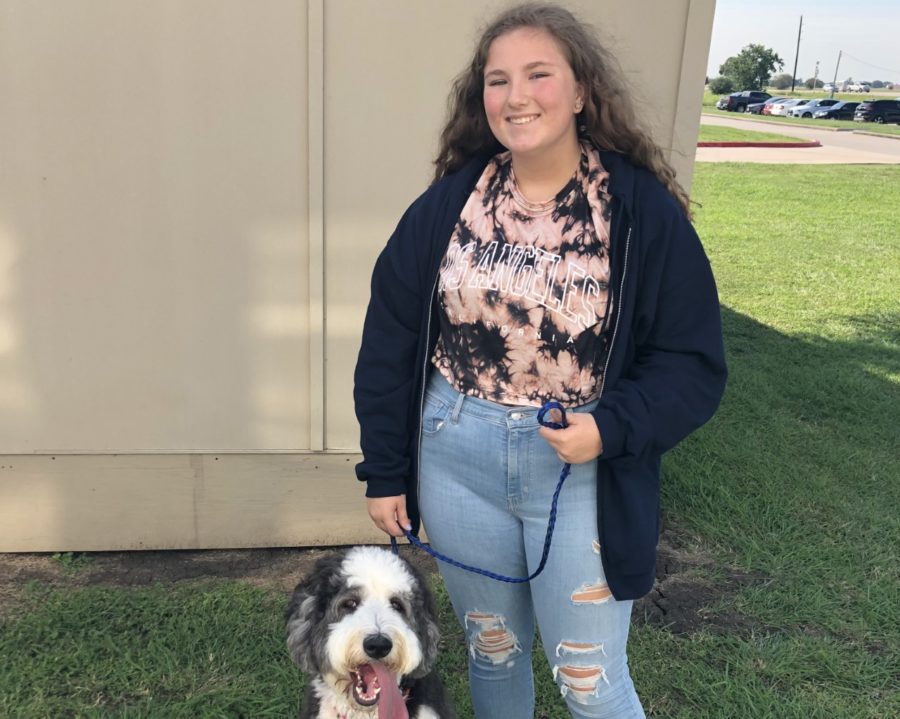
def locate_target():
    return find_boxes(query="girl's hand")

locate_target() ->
[367,495,412,537]
[538,413,603,463]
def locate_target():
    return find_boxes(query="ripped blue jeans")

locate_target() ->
[419,372,645,719]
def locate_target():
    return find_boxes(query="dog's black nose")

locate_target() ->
[363,633,393,659]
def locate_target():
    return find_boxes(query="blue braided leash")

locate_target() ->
[390,400,569,583]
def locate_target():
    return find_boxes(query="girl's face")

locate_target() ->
[483,27,583,163]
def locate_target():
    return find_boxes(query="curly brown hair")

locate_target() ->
[433,2,691,216]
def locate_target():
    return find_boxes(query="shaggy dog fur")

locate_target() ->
[286,547,456,719]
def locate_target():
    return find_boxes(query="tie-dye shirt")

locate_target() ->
[432,143,614,408]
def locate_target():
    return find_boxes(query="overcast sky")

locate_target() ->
[707,0,899,83]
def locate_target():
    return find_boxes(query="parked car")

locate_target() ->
[761,99,789,116]
[853,99,900,124]
[716,90,772,112]
[747,96,788,114]
[823,83,838,93]
[813,101,860,120]
[847,82,871,92]
[790,98,842,118]
[770,99,806,116]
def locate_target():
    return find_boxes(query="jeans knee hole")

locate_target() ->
[553,664,610,702]
[465,611,521,664]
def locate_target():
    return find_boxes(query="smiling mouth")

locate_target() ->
[508,114,540,125]
[349,663,382,706]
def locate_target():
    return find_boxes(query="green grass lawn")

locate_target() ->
[646,164,900,717]
[703,90,900,137]
[697,125,808,144]
[2,165,898,717]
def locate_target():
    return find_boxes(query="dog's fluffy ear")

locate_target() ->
[285,553,345,672]
[404,559,442,675]
[420,604,441,673]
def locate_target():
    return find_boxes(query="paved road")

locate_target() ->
[697,114,900,164]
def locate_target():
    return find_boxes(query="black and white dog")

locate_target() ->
[286,546,456,719]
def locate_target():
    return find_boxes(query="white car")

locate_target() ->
[823,83,838,93]
[848,82,871,92]
[770,99,806,116]
[789,98,842,118]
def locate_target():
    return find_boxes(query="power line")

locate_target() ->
[840,52,900,77]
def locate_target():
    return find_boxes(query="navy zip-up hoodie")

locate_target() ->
[354,149,727,600]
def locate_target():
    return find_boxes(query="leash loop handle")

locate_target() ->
[537,401,568,430]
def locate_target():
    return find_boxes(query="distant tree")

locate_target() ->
[719,44,784,90]
[872,80,884,88]
[771,73,795,90]
[708,76,734,94]
[804,78,824,89]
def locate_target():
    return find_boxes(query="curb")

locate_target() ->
[697,140,821,148]
[702,112,900,139]
[853,130,900,141]
[702,112,842,131]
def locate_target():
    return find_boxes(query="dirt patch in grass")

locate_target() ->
[633,530,767,635]
[0,545,438,614]
[1,530,761,636]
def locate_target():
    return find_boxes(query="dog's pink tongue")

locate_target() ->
[373,663,407,719]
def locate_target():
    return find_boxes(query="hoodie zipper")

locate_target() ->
[597,222,632,399]
[415,274,440,503]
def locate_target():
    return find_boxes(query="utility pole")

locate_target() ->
[791,15,803,93]
[830,50,842,98]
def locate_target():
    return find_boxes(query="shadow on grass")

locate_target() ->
[636,306,898,643]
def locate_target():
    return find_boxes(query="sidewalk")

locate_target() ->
[697,114,900,164]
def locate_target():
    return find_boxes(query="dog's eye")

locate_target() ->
[339,598,358,611]
[389,598,406,615]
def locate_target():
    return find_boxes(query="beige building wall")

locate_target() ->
[0,0,716,552]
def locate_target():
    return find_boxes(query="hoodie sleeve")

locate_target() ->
[591,194,727,462]
[353,195,431,498]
